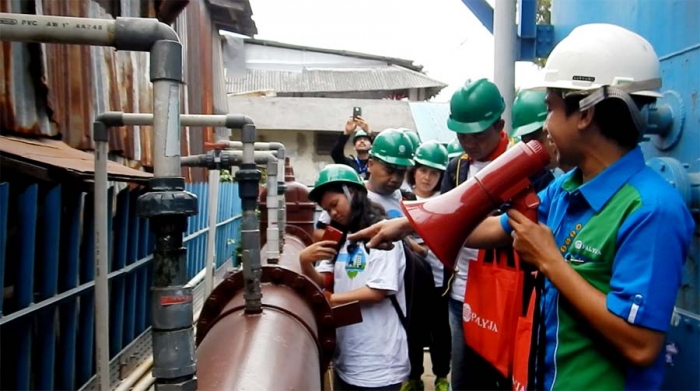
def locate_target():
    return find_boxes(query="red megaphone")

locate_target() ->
[400,140,550,269]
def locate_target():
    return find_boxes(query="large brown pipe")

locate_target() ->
[196,235,361,391]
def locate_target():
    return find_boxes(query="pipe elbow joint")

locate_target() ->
[224,114,254,130]
[95,111,125,127]
[114,18,180,51]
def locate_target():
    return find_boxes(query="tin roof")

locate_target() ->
[226,66,447,96]
[0,136,151,182]
[0,0,255,182]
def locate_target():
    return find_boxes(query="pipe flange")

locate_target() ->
[646,157,692,206]
[137,190,198,218]
[197,265,337,368]
[650,90,685,151]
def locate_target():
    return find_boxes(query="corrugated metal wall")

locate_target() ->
[0,0,236,182]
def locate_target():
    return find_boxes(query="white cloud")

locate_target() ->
[248,0,541,102]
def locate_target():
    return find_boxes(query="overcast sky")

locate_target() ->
[247,0,542,102]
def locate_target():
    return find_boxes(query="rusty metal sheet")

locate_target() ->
[0,135,151,181]
[0,0,251,181]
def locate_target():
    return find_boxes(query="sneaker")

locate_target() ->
[400,379,425,391]
[434,377,450,391]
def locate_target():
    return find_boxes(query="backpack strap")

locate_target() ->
[388,239,417,332]
[389,295,408,331]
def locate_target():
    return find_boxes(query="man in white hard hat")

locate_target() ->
[348,23,694,390]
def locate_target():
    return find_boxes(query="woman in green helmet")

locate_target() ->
[300,164,410,390]
[402,141,452,391]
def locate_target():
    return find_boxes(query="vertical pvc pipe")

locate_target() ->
[151,79,182,178]
[266,159,279,263]
[93,131,111,391]
[494,0,517,135]
[204,169,220,296]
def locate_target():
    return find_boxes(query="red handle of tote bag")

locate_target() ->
[512,288,537,391]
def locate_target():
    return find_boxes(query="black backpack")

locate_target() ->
[389,239,433,331]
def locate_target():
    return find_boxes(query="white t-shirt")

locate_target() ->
[316,237,409,387]
[415,193,445,287]
[449,160,489,302]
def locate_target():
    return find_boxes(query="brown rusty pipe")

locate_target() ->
[196,284,325,391]
[196,235,335,391]
[196,162,362,391]
[196,236,363,391]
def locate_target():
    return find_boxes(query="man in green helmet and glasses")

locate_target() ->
[440,78,513,391]
[332,116,373,180]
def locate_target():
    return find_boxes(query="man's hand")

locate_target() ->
[344,118,357,135]
[347,218,414,250]
[299,240,338,264]
[354,116,371,135]
[507,209,561,270]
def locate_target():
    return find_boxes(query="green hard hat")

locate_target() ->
[446,138,464,159]
[308,164,365,203]
[447,78,506,134]
[370,129,415,167]
[398,129,422,151]
[511,90,547,138]
[352,129,371,143]
[414,141,449,171]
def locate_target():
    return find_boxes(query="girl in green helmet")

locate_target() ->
[300,164,410,390]
[402,141,452,391]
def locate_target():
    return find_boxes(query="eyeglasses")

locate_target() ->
[379,161,407,177]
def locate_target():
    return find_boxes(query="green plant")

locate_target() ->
[220,169,233,183]
[534,0,552,68]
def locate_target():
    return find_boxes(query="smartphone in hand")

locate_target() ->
[353,107,362,119]
[322,226,343,243]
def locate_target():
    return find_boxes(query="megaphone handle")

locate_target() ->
[510,187,540,223]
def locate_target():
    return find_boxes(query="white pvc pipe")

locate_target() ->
[266,160,279,261]
[152,80,182,177]
[494,0,517,135]
[204,169,220,295]
[114,357,153,391]
[0,13,114,45]
[93,140,111,391]
[131,372,155,391]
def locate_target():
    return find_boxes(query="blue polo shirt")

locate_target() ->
[500,146,694,390]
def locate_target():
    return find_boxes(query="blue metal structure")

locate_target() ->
[0,178,241,391]
[462,0,699,389]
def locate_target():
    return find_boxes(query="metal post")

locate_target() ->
[92,122,111,391]
[493,0,517,135]
[204,169,220,296]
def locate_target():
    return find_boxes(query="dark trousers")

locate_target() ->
[334,373,402,391]
[407,285,452,380]
[426,286,452,378]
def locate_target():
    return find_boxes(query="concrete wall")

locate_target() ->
[230,128,355,186]
[228,96,417,132]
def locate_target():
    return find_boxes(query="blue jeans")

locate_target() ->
[448,298,510,390]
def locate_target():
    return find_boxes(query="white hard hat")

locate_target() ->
[526,24,662,98]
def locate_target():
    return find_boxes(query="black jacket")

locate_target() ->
[331,134,370,180]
